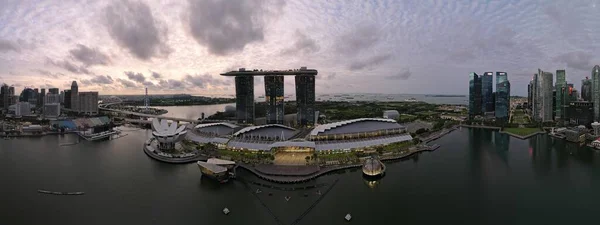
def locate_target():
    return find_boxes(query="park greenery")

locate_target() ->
[503,127,542,136]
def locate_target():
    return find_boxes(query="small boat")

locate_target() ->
[223,208,230,215]
[268,192,273,196]
[404,97,418,102]
[303,193,309,197]
[284,196,291,201]
[316,190,322,195]
[345,214,352,221]
[255,189,262,194]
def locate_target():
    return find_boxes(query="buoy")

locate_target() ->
[223,208,230,215]
[345,213,352,221]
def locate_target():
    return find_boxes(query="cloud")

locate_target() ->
[281,30,320,55]
[82,75,114,85]
[8,71,17,76]
[335,24,380,55]
[104,0,171,60]
[45,58,92,74]
[125,71,146,83]
[0,39,20,53]
[150,71,161,79]
[158,79,186,90]
[386,69,411,80]
[31,69,65,78]
[318,72,336,80]
[69,44,111,66]
[117,78,138,88]
[349,54,392,70]
[553,51,594,71]
[185,0,284,55]
[184,74,230,88]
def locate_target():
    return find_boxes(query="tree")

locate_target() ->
[376,146,384,154]
[412,138,421,145]
[305,156,311,164]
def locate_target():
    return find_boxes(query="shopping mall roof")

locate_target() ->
[234,124,297,139]
[226,140,273,151]
[310,118,403,136]
[185,132,230,144]
[315,134,412,151]
[194,122,238,135]
[269,140,316,149]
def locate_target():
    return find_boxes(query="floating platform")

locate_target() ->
[37,190,85,195]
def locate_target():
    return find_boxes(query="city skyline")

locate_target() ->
[2,0,600,96]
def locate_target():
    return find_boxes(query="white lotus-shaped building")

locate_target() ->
[152,119,188,150]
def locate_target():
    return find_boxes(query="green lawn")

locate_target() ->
[503,127,541,136]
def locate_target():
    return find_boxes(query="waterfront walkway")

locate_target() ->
[143,145,207,164]
[237,145,440,183]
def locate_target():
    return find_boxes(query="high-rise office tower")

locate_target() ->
[481,72,493,113]
[234,76,254,124]
[540,71,554,122]
[48,88,59,95]
[39,88,46,107]
[593,65,600,121]
[531,74,539,121]
[71,81,79,112]
[295,75,316,126]
[0,84,9,110]
[495,72,510,120]
[79,92,99,115]
[468,73,482,119]
[582,77,592,101]
[264,76,284,124]
[64,90,72,109]
[555,70,566,120]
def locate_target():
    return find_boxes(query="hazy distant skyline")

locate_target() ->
[2,0,600,96]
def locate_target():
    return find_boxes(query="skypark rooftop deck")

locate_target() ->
[220,67,318,76]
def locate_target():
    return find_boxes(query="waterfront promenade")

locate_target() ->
[143,145,207,163]
[237,144,440,183]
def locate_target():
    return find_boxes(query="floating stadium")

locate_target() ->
[186,118,413,165]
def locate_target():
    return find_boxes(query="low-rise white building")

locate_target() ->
[15,102,32,116]
[383,110,400,120]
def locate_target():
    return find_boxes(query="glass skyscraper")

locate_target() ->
[295,75,316,126]
[265,75,285,124]
[495,72,510,120]
[235,76,255,124]
[540,71,554,121]
[468,73,482,119]
[592,65,600,121]
[481,72,493,113]
[555,70,566,120]
[582,77,592,101]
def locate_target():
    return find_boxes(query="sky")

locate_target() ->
[1,0,600,96]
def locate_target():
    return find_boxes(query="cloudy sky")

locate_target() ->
[1,0,600,96]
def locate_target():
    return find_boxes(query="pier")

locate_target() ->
[37,190,85,195]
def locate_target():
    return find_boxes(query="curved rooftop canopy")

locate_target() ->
[197,161,227,173]
[234,124,297,139]
[195,122,238,135]
[310,118,403,136]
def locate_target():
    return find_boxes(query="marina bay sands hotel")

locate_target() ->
[220,67,317,127]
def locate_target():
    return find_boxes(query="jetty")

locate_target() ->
[37,190,85,195]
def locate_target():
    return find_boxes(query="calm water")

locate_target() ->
[2,128,600,225]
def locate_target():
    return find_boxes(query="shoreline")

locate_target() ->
[237,145,440,184]
[143,145,207,164]
[459,124,545,139]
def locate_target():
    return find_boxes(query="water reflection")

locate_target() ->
[363,176,383,189]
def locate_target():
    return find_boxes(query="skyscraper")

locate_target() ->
[593,65,600,121]
[582,77,592,101]
[540,71,554,122]
[555,70,566,120]
[481,72,493,113]
[64,90,72,109]
[71,81,79,112]
[495,72,510,120]
[234,76,254,124]
[0,84,9,110]
[531,73,539,121]
[468,73,482,119]
[295,75,316,126]
[264,75,284,124]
